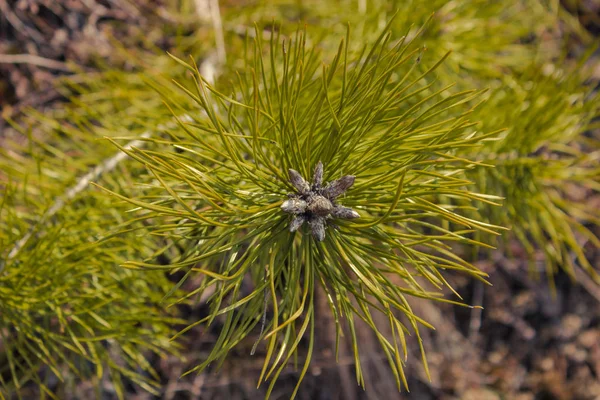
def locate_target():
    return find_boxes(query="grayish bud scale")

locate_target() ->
[307,195,333,216]
[332,206,360,219]
[290,215,306,232]
[288,169,310,195]
[312,161,323,188]
[309,217,326,242]
[323,175,355,200]
[281,198,307,214]
[283,161,359,241]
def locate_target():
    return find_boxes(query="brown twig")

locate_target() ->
[0,54,73,72]
[575,264,600,303]
[0,0,45,43]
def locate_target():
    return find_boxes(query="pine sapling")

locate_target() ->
[101,22,503,397]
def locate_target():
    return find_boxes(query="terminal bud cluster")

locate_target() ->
[281,161,359,241]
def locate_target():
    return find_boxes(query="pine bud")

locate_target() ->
[281,198,308,214]
[332,206,360,219]
[288,169,310,194]
[323,175,355,200]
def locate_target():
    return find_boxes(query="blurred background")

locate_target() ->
[1,1,600,399]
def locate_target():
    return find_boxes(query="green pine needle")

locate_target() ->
[102,24,503,394]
